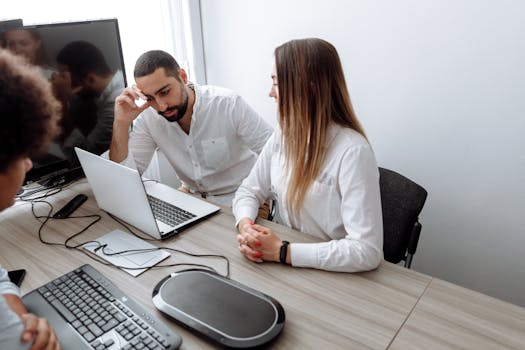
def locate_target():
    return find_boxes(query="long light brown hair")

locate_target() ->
[274,38,366,219]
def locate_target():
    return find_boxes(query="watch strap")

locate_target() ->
[279,240,290,264]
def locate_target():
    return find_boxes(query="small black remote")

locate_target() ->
[53,194,88,218]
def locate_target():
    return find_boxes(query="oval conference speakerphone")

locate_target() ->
[152,270,285,348]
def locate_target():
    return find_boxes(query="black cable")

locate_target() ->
[18,186,62,201]
[17,179,81,201]
[29,199,102,248]
[24,194,231,278]
[81,247,224,275]
[97,245,230,277]
[106,212,157,241]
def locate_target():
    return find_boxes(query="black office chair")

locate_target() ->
[379,167,428,268]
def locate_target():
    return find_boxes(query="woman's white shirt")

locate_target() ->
[233,125,383,272]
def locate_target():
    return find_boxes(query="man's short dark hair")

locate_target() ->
[134,50,180,79]
[56,41,112,85]
[0,49,60,172]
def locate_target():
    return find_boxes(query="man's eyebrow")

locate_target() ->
[154,84,171,95]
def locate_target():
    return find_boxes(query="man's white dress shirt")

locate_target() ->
[122,85,273,206]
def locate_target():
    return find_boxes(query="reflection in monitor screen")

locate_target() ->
[1,19,127,186]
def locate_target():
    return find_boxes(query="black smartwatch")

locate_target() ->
[279,241,290,265]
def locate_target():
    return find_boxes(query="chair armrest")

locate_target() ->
[407,221,422,255]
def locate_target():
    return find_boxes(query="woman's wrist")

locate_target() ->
[3,294,28,317]
[237,217,253,233]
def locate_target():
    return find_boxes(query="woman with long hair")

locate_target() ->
[233,38,383,272]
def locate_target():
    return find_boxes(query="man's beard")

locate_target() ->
[158,87,189,122]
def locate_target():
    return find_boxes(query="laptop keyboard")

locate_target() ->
[147,195,197,227]
[38,264,181,349]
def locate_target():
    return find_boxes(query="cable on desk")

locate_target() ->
[104,212,230,276]
[81,247,227,276]
[106,212,157,241]
[16,179,83,201]
[29,199,102,248]
[23,195,231,278]
[93,245,230,277]
[18,186,62,201]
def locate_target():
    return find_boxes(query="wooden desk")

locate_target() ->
[390,278,525,349]
[1,181,524,349]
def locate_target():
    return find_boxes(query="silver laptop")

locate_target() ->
[75,147,220,239]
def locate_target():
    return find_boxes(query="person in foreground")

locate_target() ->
[0,49,61,349]
[109,50,273,206]
[233,38,383,272]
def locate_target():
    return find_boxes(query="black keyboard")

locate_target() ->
[37,264,182,349]
[147,195,196,227]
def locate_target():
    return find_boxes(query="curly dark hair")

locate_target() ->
[0,48,61,172]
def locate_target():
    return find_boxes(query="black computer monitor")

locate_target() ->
[0,18,22,29]
[1,19,127,186]
[0,18,22,47]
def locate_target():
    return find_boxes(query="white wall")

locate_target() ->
[200,0,525,306]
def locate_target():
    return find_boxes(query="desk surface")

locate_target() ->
[1,180,524,349]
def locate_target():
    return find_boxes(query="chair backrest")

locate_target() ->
[379,167,428,265]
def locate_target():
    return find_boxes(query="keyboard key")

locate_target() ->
[101,318,119,332]
[115,312,127,322]
[77,325,88,335]
[83,331,95,342]
[91,339,103,349]
[49,300,76,322]
[147,195,197,227]
[87,323,103,337]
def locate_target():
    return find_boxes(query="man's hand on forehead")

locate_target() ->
[132,84,148,106]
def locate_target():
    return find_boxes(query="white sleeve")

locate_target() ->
[233,133,275,226]
[126,116,158,174]
[290,145,384,272]
[228,95,274,155]
[0,295,28,350]
[0,268,20,297]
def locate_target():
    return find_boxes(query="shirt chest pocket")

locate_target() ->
[201,136,230,170]
[310,180,333,196]
[306,176,339,215]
